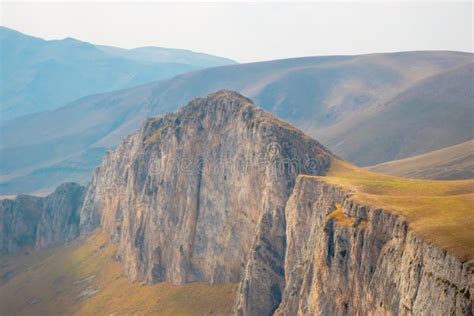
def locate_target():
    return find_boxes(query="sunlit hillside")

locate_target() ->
[0,232,237,315]
[315,160,474,264]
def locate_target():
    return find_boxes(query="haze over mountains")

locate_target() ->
[1,46,472,194]
[0,26,236,119]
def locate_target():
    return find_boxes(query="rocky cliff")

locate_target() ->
[79,90,332,313]
[79,91,473,315]
[0,195,43,253]
[0,183,86,254]
[35,183,86,249]
[3,91,470,315]
[274,176,473,315]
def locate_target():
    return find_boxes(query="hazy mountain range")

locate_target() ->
[0,26,236,119]
[0,45,472,194]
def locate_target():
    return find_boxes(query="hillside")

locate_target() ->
[321,159,474,263]
[0,26,235,119]
[1,51,471,194]
[0,232,237,315]
[367,140,474,179]
[317,63,474,165]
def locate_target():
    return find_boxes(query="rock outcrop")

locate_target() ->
[0,195,43,253]
[79,90,332,314]
[234,207,287,315]
[0,183,86,254]
[275,176,473,315]
[35,183,86,249]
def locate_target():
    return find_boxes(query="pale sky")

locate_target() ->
[1,1,472,63]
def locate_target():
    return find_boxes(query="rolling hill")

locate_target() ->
[367,140,474,180]
[317,63,474,165]
[0,26,235,119]
[0,51,472,194]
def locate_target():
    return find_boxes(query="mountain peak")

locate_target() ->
[81,91,333,291]
[184,89,254,113]
[206,89,252,102]
[142,91,323,151]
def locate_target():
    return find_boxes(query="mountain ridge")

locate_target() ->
[0,26,236,120]
[1,51,472,194]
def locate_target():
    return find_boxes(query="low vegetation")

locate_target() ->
[318,160,474,264]
[327,203,355,227]
[0,232,237,315]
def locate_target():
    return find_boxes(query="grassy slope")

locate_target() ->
[367,140,474,180]
[315,160,474,264]
[0,232,237,315]
[317,63,474,166]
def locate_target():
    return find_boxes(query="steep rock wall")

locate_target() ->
[0,183,86,254]
[79,91,332,315]
[276,176,473,315]
[234,207,287,316]
[0,195,43,253]
[35,183,86,249]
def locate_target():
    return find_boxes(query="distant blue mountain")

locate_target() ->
[0,26,236,119]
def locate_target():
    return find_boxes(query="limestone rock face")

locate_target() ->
[0,182,86,254]
[35,183,86,249]
[0,195,43,253]
[234,207,287,316]
[275,177,473,315]
[80,90,332,300]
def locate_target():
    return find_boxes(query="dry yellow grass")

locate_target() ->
[328,203,355,227]
[0,232,237,315]
[315,160,474,264]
